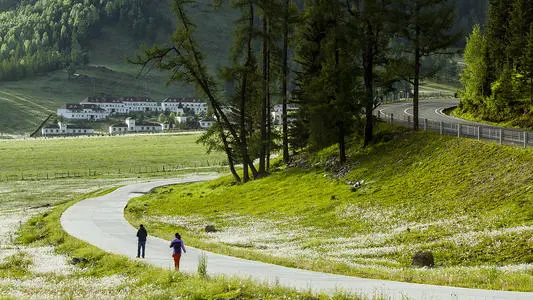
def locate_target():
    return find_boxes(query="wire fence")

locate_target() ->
[377,111,533,148]
[0,162,227,182]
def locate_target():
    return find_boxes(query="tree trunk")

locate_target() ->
[334,35,346,163]
[363,46,374,147]
[413,7,421,131]
[413,47,420,131]
[266,15,272,172]
[259,14,268,175]
[239,2,255,183]
[220,131,241,182]
[282,0,290,164]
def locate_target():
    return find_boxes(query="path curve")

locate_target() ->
[61,175,533,300]
[378,99,486,126]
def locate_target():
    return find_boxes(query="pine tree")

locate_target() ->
[347,0,391,146]
[460,25,489,114]
[294,0,360,162]
[393,0,460,131]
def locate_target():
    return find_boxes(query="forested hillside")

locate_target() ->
[0,0,172,81]
[459,0,532,126]
[0,0,488,83]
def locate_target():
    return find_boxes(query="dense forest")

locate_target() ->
[459,0,533,126]
[0,0,172,81]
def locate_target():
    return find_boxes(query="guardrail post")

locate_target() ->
[377,111,381,118]
[423,119,428,131]
[390,113,394,124]
[524,132,528,148]
[457,124,461,137]
[477,126,481,140]
[407,115,410,124]
[439,122,443,135]
[499,129,503,144]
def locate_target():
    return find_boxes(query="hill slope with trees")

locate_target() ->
[459,0,533,127]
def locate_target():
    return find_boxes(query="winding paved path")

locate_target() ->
[61,175,533,300]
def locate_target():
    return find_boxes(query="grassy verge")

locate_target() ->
[450,107,532,130]
[11,188,357,299]
[126,128,533,291]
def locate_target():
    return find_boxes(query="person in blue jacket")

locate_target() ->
[136,224,147,258]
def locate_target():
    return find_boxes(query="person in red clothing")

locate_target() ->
[169,232,186,270]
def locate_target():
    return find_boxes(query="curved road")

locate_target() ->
[378,99,479,125]
[61,175,533,299]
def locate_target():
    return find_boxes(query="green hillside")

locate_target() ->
[126,129,533,291]
[0,0,236,135]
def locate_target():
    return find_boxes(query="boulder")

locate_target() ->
[412,251,434,268]
[205,225,217,233]
[71,257,89,265]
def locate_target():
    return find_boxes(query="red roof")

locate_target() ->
[163,97,204,103]
[81,96,121,103]
[120,97,155,103]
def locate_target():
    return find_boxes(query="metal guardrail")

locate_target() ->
[377,112,533,148]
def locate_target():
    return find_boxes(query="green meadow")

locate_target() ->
[126,129,533,291]
[1,133,359,298]
[0,133,227,181]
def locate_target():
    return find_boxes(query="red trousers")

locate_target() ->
[172,253,182,270]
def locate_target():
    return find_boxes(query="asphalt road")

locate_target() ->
[60,176,533,300]
[377,99,480,125]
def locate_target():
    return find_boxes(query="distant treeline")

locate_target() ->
[459,0,533,126]
[0,0,172,81]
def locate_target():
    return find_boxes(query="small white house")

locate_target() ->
[57,104,109,121]
[271,104,298,125]
[42,122,94,136]
[109,118,164,135]
[199,119,216,129]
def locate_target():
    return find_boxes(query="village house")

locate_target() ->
[81,96,126,114]
[271,104,298,125]
[109,117,164,135]
[199,119,216,129]
[42,122,94,137]
[162,97,208,115]
[120,96,160,113]
[57,104,109,121]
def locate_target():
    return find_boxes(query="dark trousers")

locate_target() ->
[137,240,146,258]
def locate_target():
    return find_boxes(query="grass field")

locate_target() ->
[125,128,533,291]
[0,133,227,183]
[5,188,353,299]
[0,133,357,299]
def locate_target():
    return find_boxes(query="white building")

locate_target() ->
[121,97,160,113]
[109,118,164,135]
[57,104,109,121]
[199,119,216,129]
[81,97,126,115]
[162,98,208,115]
[42,122,94,136]
[271,104,298,125]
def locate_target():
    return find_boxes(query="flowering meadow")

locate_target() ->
[127,132,533,291]
[0,135,347,299]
